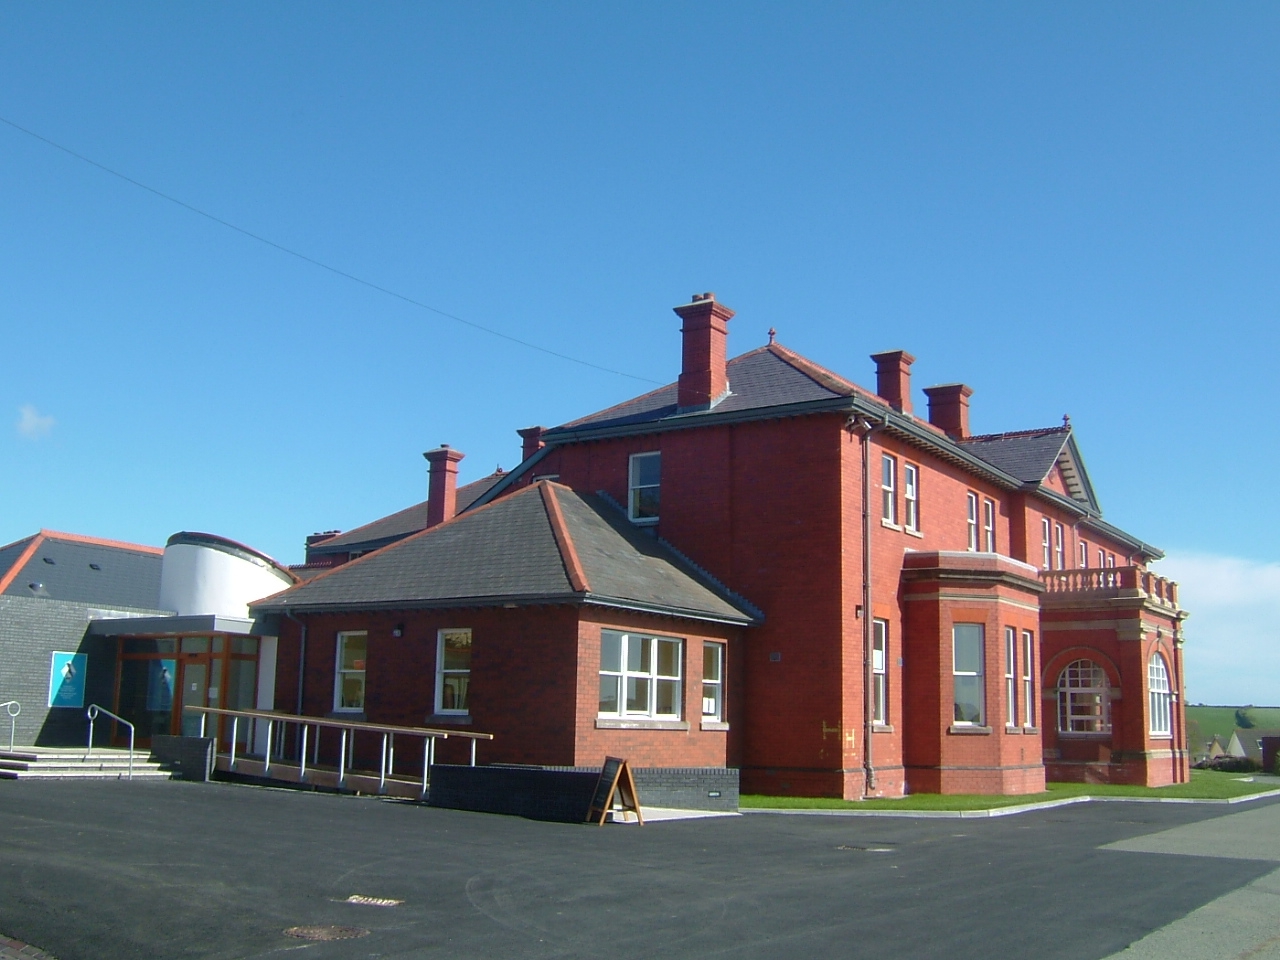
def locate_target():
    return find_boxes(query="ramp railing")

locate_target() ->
[183,706,493,799]
[0,701,18,752]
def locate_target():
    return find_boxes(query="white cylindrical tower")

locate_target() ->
[159,532,296,618]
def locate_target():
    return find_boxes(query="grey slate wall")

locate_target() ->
[0,596,165,747]
[427,764,739,821]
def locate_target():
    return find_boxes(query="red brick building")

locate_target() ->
[254,292,1188,797]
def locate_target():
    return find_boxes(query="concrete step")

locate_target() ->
[0,768,173,781]
[0,746,174,782]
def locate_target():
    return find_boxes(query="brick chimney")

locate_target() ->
[870,350,916,414]
[674,292,735,410]
[517,426,545,462]
[923,384,974,439]
[423,445,465,527]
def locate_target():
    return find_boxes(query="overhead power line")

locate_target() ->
[0,114,661,385]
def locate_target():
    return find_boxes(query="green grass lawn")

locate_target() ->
[740,770,1280,811]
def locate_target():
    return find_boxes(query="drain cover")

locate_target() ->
[284,925,370,941]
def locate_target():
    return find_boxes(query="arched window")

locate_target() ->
[1057,659,1111,734]
[1148,654,1172,737]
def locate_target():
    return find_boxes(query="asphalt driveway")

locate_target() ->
[0,779,1275,960]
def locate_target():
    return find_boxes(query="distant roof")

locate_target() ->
[0,530,164,610]
[308,470,507,556]
[254,482,758,626]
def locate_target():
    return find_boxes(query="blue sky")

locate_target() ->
[2,4,1277,702]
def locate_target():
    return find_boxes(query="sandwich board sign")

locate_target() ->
[586,756,643,825]
[48,652,87,708]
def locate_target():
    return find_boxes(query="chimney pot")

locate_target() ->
[870,350,916,414]
[423,445,466,527]
[922,384,974,439]
[517,426,545,462]
[674,293,735,410]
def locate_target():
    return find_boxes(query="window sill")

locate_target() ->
[629,517,659,527]
[880,519,902,531]
[1149,734,1173,741]
[426,713,473,725]
[872,724,895,733]
[700,720,730,732]
[1022,726,1040,734]
[596,718,689,731]
[948,724,992,735]
[1057,732,1113,739]
[327,710,366,721]
[904,527,924,539]
[1005,725,1023,734]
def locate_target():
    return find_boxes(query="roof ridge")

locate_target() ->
[962,426,1071,443]
[39,529,164,555]
[541,483,590,593]
[0,533,45,595]
[764,343,889,407]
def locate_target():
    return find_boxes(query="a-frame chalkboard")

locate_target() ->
[586,757,643,825]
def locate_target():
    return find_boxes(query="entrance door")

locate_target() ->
[179,661,209,738]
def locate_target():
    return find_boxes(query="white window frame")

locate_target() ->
[1004,626,1017,727]
[966,492,979,551]
[702,642,724,722]
[983,498,996,553]
[872,619,888,726]
[1021,629,1036,728]
[434,628,472,715]
[1042,518,1052,569]
[1057,659,1112,734]
[881,455,897,525]
[333,631,368,713]
[903,464,919,533]
[952,623,985,726]
[1078,541,1088,569]
[628,452,661,525]
[1148,653,1172,737]
[598,630,683,720]
[1053,523,1065,570]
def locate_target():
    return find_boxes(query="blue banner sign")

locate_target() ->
[49,652,87,708]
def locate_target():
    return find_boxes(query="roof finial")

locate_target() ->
[1063,414,1071,428]
[768,327,777,345]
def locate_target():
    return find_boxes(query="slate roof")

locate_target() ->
[959,428,1071,483]
[545,344,877,438]
[0,530,164,609]
[308,470,507,556]
[253,482,757,625]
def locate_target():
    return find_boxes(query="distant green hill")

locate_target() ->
[1186,705,1280,752]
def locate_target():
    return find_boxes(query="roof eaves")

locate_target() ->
[582,594,757,627]
[1079,516,1164,561]
[251,592,586,617]
[544,395,856,445]
[1064,434,1102,513]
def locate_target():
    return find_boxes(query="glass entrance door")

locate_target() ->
[179,660,209,737]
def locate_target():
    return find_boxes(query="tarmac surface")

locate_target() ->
[1,779,1279,960]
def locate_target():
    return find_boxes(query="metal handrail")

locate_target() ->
[0,701,18,752]
[184,705,492,798]
[86,704,134,780]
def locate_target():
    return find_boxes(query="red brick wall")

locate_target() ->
[572,608,739,768]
